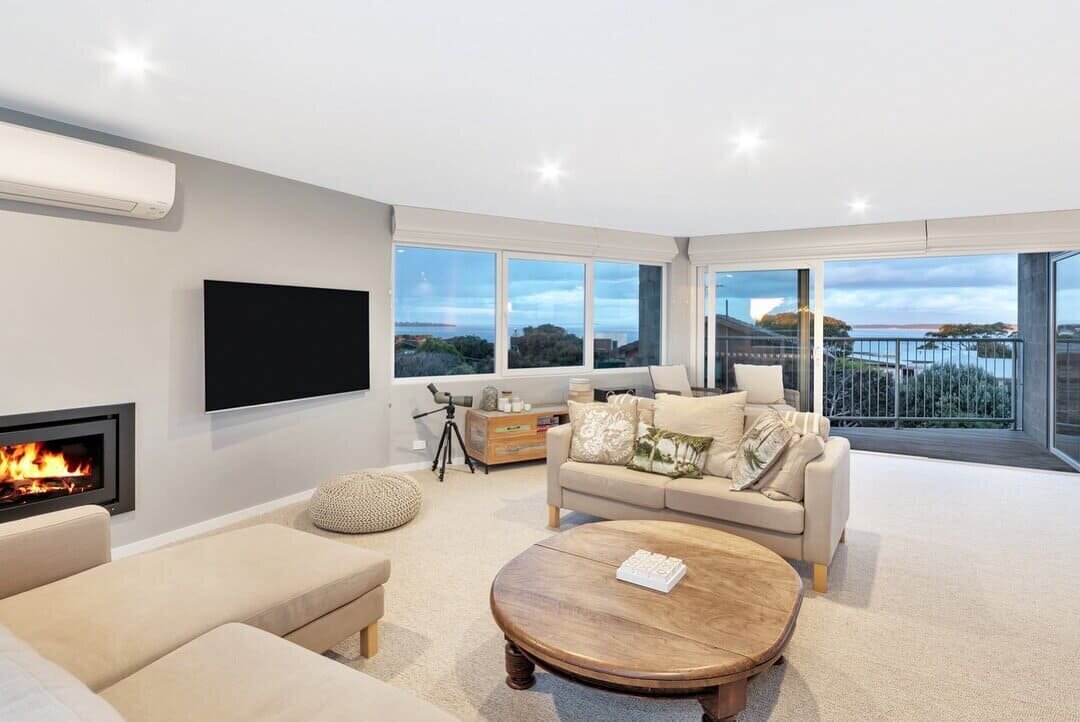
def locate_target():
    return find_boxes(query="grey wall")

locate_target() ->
[1018,253,1050,446]
[0,108,393,546]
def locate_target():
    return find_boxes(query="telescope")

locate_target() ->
[426,383,473,408]
[412,384,475,481]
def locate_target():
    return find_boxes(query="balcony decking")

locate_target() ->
[833,427,1077,473]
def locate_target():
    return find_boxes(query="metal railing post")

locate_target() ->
[894,338,901,428]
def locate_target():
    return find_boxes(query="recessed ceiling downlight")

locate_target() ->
[729,129,765,157]
[104,45,155,81]
[847,197,871,214]
[537,161,565,185]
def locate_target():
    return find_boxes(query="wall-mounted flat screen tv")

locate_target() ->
[203,280,370,412]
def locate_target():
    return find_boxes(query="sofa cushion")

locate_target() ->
[560,461,668,509]
[665,478,804,534]
[745,406,830,437]
[0,624,124,722]
[101,623,455,722]
[757,431,826,503]
[0,524,390,691]
[734,364,786,404]
[731,408,794,491]
[568,400,637,465]
[653,391,746,477]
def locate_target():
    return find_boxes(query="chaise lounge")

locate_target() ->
[0,506,455,721]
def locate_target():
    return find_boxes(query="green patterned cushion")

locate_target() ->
[626,424,713,479]
[731,408,795,490]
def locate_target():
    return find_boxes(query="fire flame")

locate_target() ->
[0,442,92,481]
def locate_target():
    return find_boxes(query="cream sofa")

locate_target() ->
[0,506,454,721]
[547,406,851,592]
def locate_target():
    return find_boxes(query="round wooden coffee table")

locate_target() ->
[490,520,803,721]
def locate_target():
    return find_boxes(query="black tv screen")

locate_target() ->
[203,280,370,412]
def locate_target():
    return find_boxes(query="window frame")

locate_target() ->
[392,243,667,383]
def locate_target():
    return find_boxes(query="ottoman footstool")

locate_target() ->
[310,469,422,533]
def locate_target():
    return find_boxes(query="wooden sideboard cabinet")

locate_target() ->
[464,405,570,471]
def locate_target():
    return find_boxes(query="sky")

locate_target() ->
[394,247,650,335]
[717,254,1020,327]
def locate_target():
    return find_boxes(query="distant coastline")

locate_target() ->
[396,321,457,327]
[854,323,1018,332]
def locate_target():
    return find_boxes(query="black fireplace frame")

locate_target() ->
[0,403,134,522]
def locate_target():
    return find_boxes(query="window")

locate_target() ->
[393,245,666,379]
[594,261,663,368]
[394,246,496,378]
[507,258,585,369]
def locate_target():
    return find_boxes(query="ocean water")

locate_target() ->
[395,324,638,344]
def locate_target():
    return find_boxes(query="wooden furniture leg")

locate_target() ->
[359,622,378,658]
[839,528,846,543]
[699,678,747,722]
[813,563,828,593]
[504,640,536,689]
[548,505,560,529]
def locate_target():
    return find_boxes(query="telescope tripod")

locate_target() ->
[413,403,475,482]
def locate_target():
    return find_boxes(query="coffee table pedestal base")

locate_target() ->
[699,678,747,721]
[504,640,536,690]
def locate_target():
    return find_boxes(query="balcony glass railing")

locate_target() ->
[714,335,1022,429]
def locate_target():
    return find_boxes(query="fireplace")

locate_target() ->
[0,404,134,523]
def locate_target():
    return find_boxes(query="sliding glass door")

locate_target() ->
[1052,252,1080,470]
[699,264,822,412]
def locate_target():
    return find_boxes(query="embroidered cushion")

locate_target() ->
[626,424,713,479]
[731,408,795,490]
[606,393,655,427]
[568,401,637,465]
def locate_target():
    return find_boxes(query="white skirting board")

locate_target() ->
[111,487,317,559]
[109,460,464,558]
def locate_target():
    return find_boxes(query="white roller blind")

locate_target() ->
[927,209,1080,255]
[688,220,926,265]
[392,205,678,263]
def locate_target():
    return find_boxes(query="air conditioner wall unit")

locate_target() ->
[0,121,175,220]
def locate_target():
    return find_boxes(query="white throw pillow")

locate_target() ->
[734,364,786,404]
[653,392,746,477]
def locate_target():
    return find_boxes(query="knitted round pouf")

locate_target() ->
[309,469,422,533]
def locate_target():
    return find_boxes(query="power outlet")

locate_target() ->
[412,439,427,451]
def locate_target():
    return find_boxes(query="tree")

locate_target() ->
[759,312,853,355]
[900,364,1012,428]
[920,322,1014,358]
[445,335,494,369]
[822,358,895,427]
[417,337,463,358]
[508,324,584,368]
[394,351,476,377]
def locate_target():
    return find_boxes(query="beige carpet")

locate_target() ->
[218,453,1080,721]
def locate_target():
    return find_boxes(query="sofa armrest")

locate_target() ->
[801,436,850,566]
[0,506,111,599]
[546,423,572,507]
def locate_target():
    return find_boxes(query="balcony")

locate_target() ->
[713,334,1076,472]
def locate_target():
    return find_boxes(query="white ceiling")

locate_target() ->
[3,1,1079,236]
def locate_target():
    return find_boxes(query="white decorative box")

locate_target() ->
[615,549,687,593]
